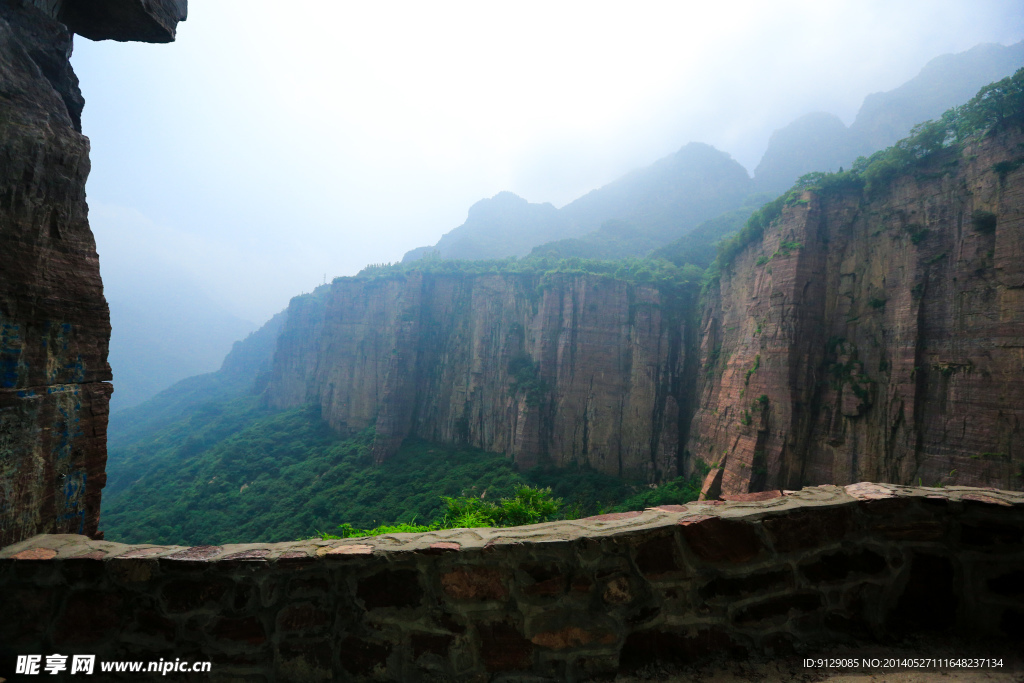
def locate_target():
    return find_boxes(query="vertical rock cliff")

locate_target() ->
[266,273,694,481]
[0,0,185,546]
[689,123,1024,495]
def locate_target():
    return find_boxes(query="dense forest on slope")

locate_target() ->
[102,399,703,545]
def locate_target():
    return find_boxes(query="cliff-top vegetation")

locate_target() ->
[342,253,705,295]
[707,67,1024,281]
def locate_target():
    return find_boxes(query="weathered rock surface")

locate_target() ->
[58,0,186,43]
[689,124,1024,494]
[0,0,185,546]
[267,273,694,480]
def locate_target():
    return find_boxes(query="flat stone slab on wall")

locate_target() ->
[1,483,1022,681]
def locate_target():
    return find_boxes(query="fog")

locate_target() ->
[74,0,1024,325]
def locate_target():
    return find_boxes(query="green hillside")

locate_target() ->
[102,399,704,546]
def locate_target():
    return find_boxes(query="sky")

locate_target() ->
[73,0,1024,325]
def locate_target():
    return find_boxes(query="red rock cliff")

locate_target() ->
[266,273,694,481]
[689,124,1024,495]
[0,0,185,546]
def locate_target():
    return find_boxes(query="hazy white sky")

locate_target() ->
[74,0,1024,323]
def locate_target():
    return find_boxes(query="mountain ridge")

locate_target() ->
[404,41,1024,264]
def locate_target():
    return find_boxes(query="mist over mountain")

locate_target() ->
[103,62,1024,542]
[559,142,752,238]
[99,44,1024,546]
[106,277,257,412]
[405,142,751,264]
[404,41,1024,264]
[752,112,862,197]
[98,41,1024,414]
[851,41,1024,150]
[403,192,567,262]
[754,41,1024,196]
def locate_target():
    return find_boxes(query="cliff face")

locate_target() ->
[689,124,1024,495]
[267,273,693,481]
[0,0,185,546]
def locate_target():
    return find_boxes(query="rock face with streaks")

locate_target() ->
[266,273,695,481]
[688,123,1024,494]
[0,0,185,546]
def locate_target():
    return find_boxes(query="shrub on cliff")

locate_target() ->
[442,485,562,527]
[319,485,563,539]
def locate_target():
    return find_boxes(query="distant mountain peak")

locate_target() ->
[465,191,550,220]
[851,40,1024,150]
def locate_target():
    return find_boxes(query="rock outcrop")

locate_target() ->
[0,0,185,546]
[689,123,1024,494]
[267,273,694,481]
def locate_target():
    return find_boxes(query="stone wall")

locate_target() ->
[2,483,1021,681]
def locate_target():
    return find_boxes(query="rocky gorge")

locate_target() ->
[264,114,1024,497]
